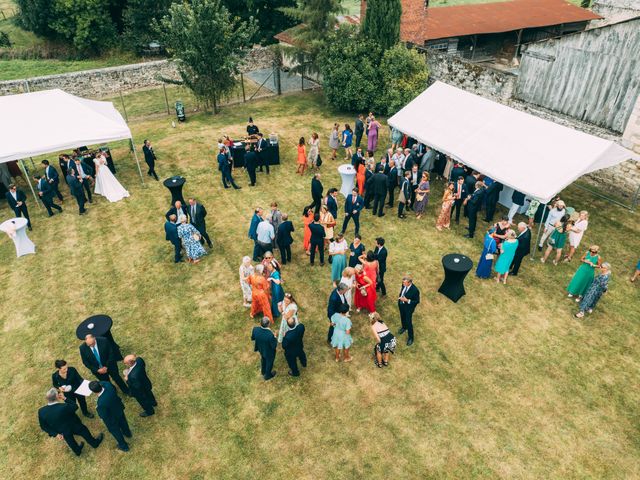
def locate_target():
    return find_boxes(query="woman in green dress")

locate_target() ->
[567,245,601,299]
[541,215,572,265]
[330,303,353,362]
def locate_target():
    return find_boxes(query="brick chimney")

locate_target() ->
[361,0,367,22]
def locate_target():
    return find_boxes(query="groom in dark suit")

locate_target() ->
[66,173,87,215]
[251,317,277,381]
[188,197,213,248]
[70,158,93,203]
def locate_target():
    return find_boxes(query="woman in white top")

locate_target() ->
[565,210,589,262]
[94,154,129,202]
[307,132,320,168]
[339,266,356,309]
[277,293,298,343]
[328,123,340,161]
[239,256,254,307]
[329,233,348,286]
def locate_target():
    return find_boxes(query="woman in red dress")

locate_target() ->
[302,206,313,255]
[354,263,377,313]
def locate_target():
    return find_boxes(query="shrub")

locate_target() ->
[380,44,429,115]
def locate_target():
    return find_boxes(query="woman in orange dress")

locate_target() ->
[302,206,313,254]
[248,264,273,322]
[356,161,365,195]
[354,263,377,313]
[296,137,307,175]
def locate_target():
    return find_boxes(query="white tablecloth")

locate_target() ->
[0,217,35,257]
[338,164,356,198]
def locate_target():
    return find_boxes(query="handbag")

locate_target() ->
[359,287,368,297]
[316,154,323,167]
[485,253,494,260]
[416,193,425,202]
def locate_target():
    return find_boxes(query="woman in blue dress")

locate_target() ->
[177,217,206,263]
[349,235,365,268]
[329,233,348,286]
[267,263,284,320]
[331,303,353,362]
[342,124,353,161]
[494,230,518,284]
[576,263,611,318]
[476,228,497,279]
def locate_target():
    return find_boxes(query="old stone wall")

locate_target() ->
[0,47,275,98]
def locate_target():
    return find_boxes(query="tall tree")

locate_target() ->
[362,0,402,50]
[50,0,117,54]
[223,0,297,45]
[158,0,257,113]
[15,0,57,37]
[122,0,173,49]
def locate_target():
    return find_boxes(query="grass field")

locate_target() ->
[1,91,639,479]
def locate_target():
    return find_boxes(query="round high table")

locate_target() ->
[338,164,356,198]
[0,217,35,258]
[438,253,473,303]
[76,314,123,361]
[163,176,186,205]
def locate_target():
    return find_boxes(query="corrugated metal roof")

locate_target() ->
[401,0,602,42]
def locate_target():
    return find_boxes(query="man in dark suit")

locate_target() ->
[326,188,338,219]
[165,200,189,223]
[449,162,466,183]
[188,197,213,248]
[309,213,326,266]
[483,180,503,222]
[341,188,364,235]
[375,156,390,175]
[371,170,388,217]
[451,176,468,224]
[327,283,349,343]
[374,237,387,296]
[123,354,157,417]
[142,139,159,180]
[244,144,258,186]
[42,160,63,201]
[251,317,277,380]
[59,154,70,184]
[398,275,420,346]
[89,381,132,452]
[398,171,412,219]
[38,388,103,456]
[5,184,32,229]
[355,114,365,148]
[79,334,130,395]
[463,171,480,217]
[351,148,364,168]
[510,222,532,276]
[309,173,323,214]
[70,158,93,203]
[276,213,294,265]
[165,214,182,263]
[508,189,526,224]
[403,148,416,173]
[34,174,63,217]
[66,173,87,215]
[363,163,375,209]
[282,318,306,377]
[255,133,270,174]
[248,207,263,262]
[217,148,241,189]
[387,160,398,207]
[464,181,485,239]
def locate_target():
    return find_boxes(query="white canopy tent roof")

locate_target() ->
[388,81,639,203]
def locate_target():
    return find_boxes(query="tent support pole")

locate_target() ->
[130,139,145,184]
[19,159,41,209]
[530,203,547,261]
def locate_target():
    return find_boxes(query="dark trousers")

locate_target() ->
[257,154,270,173]
[221,169,239,188]
[485,198,499,222]
[377,271,386,296]
[133,389,157,414]
[285,350,307,376]
[355,132,363,148]
[247,168,256,186]
[94,366,130,395]
[309,240,324,265]
[73,193,86,214]
[399,305,415,340]
[398,201,407,217]
[364,189,374,209]
[105,413,132,449]
[278,243,291,264]
[510,252,527,275]
[372,193,386,216]
[63,423,101,455]
[260,354,275,379]
[252,240,262,261]
[81,180,92,202]
[467,208,479,238]
[194,225,212,247]
[171,241,182,263]
[42,196,62,216]
[341,213,360,235]
[309,196,322,214]
[387,185,395,207]
[451,199,464,222]
[145,160,158,180]
[12,205,31,228]
[327,324,334,343]
[66,394,89,415]
[50,182,63,201]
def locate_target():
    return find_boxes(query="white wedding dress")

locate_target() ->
[94,155,130,202]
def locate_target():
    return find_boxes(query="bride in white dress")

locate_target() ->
[94,154,130,202]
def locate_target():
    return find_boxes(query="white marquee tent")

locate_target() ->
[0,89,144,202]
[388,81,639,204]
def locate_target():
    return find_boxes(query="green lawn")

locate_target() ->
[1,91,639,479]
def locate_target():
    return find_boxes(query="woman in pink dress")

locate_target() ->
[367,116,381,153]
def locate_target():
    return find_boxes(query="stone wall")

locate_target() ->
[0,46,275,98]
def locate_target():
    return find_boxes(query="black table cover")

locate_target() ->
[438,253,473,302]
[76,314,123,361]
[231,143,280,168]
[163,176,186,205]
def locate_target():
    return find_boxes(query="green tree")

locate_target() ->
[318,24,383,112]
[122,0,173,50]
[50,0,117,54]
[158,0,257,114]
[380,44,429,115]
[362,0,402,50]
[223,0,297,45]
[15,0,57,37]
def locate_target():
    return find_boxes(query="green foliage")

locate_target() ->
[50,0,117,54]
[157,0,257,113]
[0,31,10,47]
[362,0,401,50]
[14,0,56,37]
[318,24,383,112]
[380,44,429,115]
[122,0,172,50]
[223,0,297,45]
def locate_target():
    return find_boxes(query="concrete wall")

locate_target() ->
[0,47,276,98]
[590,0,640,27]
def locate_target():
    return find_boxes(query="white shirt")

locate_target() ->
[45,166,51,179]
[75,163,86,178]
[400,285,412,303]
[10,190,17,201]
[545,207,566,228]
[256,221,275,243]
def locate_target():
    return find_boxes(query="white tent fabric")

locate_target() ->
[388,81,639,203]
[0,89,132,163]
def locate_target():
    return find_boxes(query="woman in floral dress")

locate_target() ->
[436,182,455,231]
[177,216,206,263]
[576,263,611,318]
[239,256,254,307]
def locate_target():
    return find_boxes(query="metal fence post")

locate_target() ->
[162,84,170,115]
[119,90,129,123]
[275,67,282,96]
[241,73,246,103]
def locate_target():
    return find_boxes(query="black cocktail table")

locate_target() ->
[163,176,186,205]
[76,314,123,361]
[438,253,473,302]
